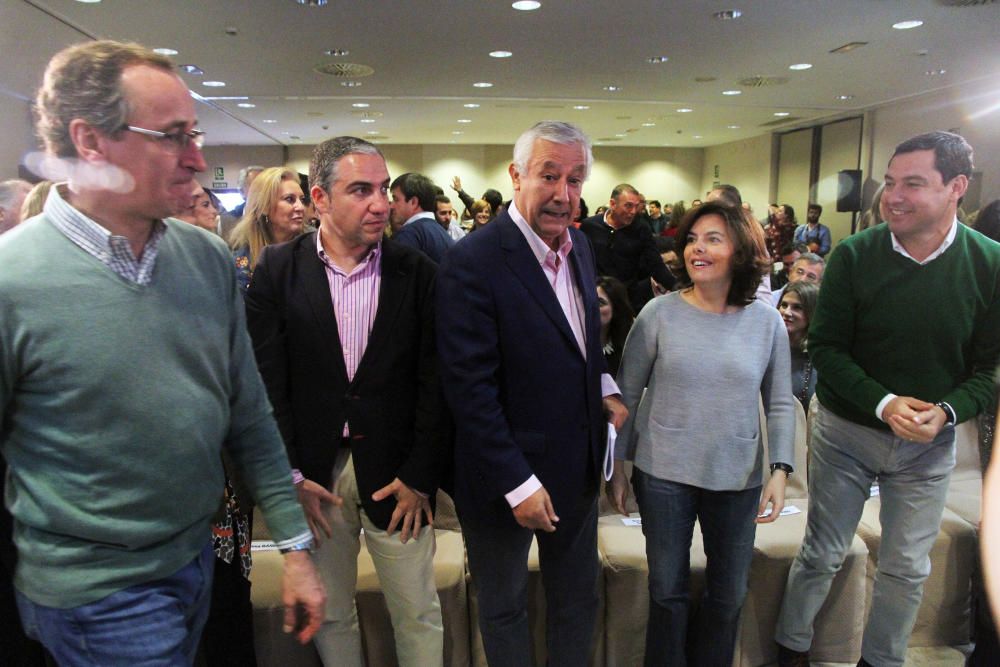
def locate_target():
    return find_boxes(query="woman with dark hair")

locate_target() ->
[574,197,589,226]
[596,275,635,376]
[608,201,795,667]
[661,200,686,237]
[765,203,797,259]
[779,281,820,410]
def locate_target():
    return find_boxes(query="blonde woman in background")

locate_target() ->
[228,167,305,293]
[19,181,53,222]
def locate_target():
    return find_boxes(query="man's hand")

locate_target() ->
[451,176,462,193]
[604,395,629,431]
[297,479,342,545]
[882,396,947,443]
[372,477,433,543]
[512,486,559,532]
[606,460,630,516]
[281,551,326,644]
[756,469,787,524]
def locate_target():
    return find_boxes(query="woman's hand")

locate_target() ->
[606,460,631,516]
[756,470,787,524]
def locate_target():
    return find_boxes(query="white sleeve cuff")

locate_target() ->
[505,476,542,508]
[876,394,897,422]
[601,373,620,398]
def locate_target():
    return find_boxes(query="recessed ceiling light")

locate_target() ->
[774,111,790,117]
[693,135,703,139]
[572,105,590,110]
[75,0,101,3]
[153,48,178,56]
[642,122,656,127]
[615,133,627,138]
[722,89,742,95]
[789,63,812,71]
[490,50,513,58]
[262,119,277,124]
[452,131,464,135]
[727,125,740,129]
[677,108,693,113]
[202,81,226,87]
[289,135,301,140]
[360,118,376,123]
[367,131,380,135]
[341,81,362,88]
[603,85,622,92]
[295,0,328,5]
[237,103,256,108]
[463,103,480,108]
[713,9,742,20]
[324,48,349,56]
[835,94,854,100]
[924,69,947,76]
[473,81,493,88]
[512,0,541,10]
[457,119,472,123]
[647,56,669,64]
[893,20,923,30]
[352,102,370,108]
[180,64,204,75]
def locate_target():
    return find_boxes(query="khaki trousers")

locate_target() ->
[312,451,443,667]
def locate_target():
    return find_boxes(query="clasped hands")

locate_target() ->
[881,395,947,444]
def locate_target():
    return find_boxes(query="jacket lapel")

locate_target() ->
[299,237,350,382]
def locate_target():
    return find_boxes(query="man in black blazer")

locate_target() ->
[245,136,449,666]
[436,121,628,666]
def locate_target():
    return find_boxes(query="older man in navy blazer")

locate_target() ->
[436,121,628,666]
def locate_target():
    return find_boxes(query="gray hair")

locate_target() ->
[795,252,825,267]
[237,165,265,194]
[0,180,32,212]
[512,121,593,179]
[309,136,383,195]
[35,41,175,158]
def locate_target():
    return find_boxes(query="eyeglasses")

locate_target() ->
[125,125,206,152]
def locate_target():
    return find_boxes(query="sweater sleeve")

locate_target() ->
[615,298,661,460]
[760,310,795,468]
[809,244,893,417]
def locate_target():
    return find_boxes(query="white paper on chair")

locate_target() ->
[621,517,642,526]
[603,422,617,481]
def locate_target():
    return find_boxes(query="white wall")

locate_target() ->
[198,145,288,191]
[701,134,774,217]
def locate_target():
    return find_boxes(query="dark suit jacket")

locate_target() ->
[579,213,676,312]
[391,214,455,264]
[436,213,607,527]
[245,233,450,530]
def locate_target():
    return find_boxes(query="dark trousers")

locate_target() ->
[632,469,760,667]
[461,497,600,667]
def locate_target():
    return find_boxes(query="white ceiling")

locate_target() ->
[7,0,1000,149]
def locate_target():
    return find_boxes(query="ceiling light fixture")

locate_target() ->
[925,69,947,76]
[295,0,328,5]
[713,9,742,20]
[722,89,742,95]
[641,122,656,127]
[490,50,513,58]
[512,1,541,10]
[75,0,101,3]
[603,85,622,92]
[324,48,349,56]
[463,103,480,108]
[789,63,812,70]
[676,108,693,113]
[727,125,741,129]
[340,81,362,87]
[693,135,703,139]
[647,56,668,64]
[457,119,472,123]
[153,48,178,56]
[237,103,256,108]
[360,118,376,123]
[263,119,277,123]
[835,94,854,100]
[473,81,493,88]
[774,111,790,117]
[572,105,590,110]
[892,20,923,30]
[352,102,370,108]
[202,81,226,87]
[452,131,464,135]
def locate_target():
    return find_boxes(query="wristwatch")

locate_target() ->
[770,462,793,476]
[935,401,957,426]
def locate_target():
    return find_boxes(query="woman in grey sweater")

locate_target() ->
[608,202,795,667]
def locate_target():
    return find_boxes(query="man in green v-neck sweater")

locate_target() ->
[0,41,324,664]
[775,132,1000,667]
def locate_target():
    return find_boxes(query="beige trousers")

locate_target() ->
[312,451,443,667]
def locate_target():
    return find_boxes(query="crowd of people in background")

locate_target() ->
[1,38,1000,667]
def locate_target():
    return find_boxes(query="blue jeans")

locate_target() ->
[16,543,215,666]
[632,468,760,667]
[775,405,955,667]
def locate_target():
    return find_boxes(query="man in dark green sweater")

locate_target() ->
[775,131,1000,667]
[0,40,325,664]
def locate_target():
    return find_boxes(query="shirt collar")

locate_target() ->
[890,218,957,265]
[508,200,573,264]
[403,211,436,227]
[316,227,381,275]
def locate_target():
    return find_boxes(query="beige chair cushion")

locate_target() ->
[855,501,976,647]
[947,420,982,527]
